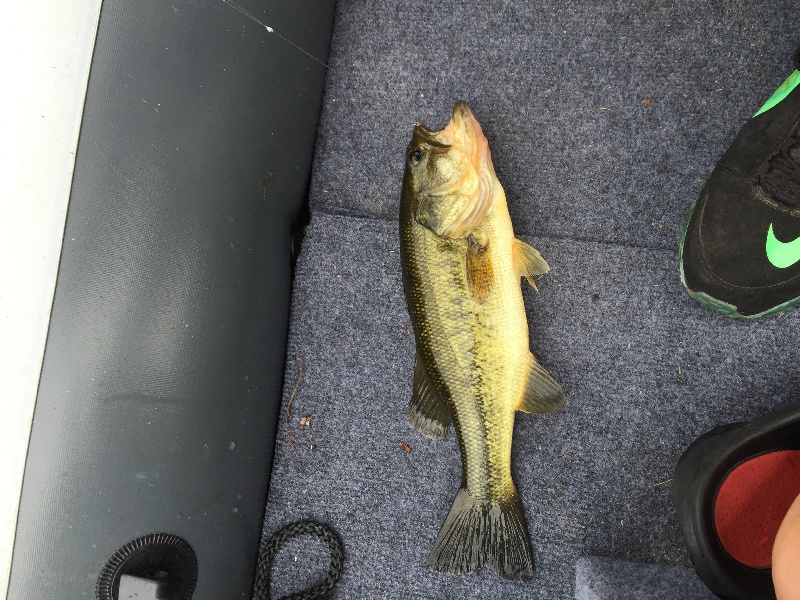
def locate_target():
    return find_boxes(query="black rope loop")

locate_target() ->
[254,521,343,600]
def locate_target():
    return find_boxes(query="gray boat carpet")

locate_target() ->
[309,0,798,251]
[574,557,718,600]
[259,0,800,598]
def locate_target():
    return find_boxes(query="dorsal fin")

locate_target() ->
[512,238,549,291]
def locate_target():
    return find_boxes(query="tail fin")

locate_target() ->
[427,488,534,580]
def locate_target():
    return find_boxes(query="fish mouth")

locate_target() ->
[412,101,485,152]
[451,100,477,133]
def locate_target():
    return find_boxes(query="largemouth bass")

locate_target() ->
[399,101,565,580]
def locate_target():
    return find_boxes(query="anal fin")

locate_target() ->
[513,238,549,291]
[517,353,565,414]
[409,354,451,439]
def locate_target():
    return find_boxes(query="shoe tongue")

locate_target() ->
[759,133,800,208]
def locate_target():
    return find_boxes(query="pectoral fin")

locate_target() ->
[409,354,451,439]
[517,353,565,414]
[512,238,549,291]
[466,235,494,301]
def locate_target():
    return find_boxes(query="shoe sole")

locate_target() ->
[671,421,768,600]
[678,173,800,319]
[672,403,800,599]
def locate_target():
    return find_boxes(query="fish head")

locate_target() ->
[403,101,497,239]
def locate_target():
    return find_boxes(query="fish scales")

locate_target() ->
[404,208,525,502]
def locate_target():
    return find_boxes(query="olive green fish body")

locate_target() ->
[402,190,526,503]
[399,102,565,580]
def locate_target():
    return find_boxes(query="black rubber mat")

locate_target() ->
[7,1,334,598]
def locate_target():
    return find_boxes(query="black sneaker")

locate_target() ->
[680,47,800,318]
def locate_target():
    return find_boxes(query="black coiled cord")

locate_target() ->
[253,521,343,600]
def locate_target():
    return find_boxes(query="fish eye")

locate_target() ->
[409,149,423,167]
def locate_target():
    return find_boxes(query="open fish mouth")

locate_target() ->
[450,100,478,131]
[412,101,482,150]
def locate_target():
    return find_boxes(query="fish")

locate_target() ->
[399,101,565,580]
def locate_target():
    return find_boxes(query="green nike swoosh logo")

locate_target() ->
[754,70,800,117]
[766,223,800,268]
